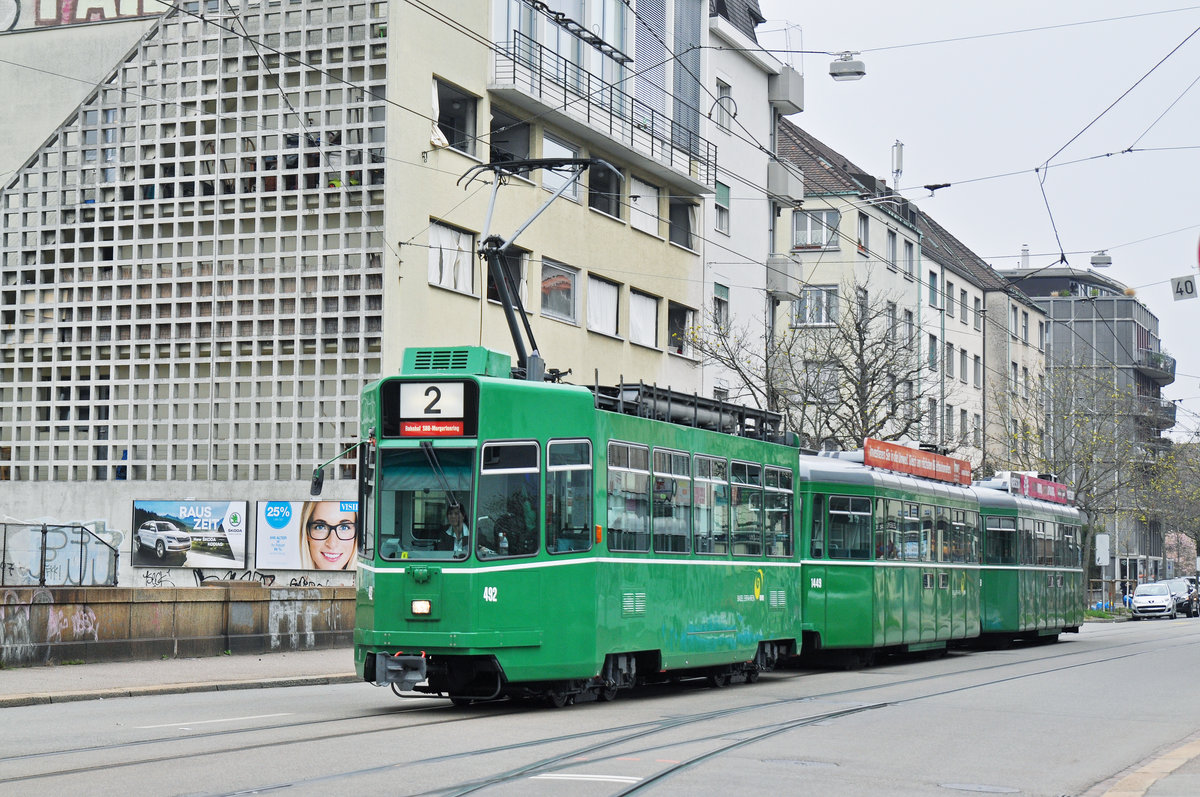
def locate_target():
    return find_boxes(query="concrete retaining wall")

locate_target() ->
[0,584,355,667]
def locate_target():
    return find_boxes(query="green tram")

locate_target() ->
[974,473,1084,643]
[350,347,802,705]
[796,444,983,662]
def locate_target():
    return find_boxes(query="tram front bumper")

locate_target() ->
[374,653,427,690]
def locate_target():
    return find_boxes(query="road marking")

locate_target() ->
[531,774,643,784]
[1101,738,1200,796]
[136,712,292,729]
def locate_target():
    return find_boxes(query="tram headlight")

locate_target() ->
[411,599,432,615]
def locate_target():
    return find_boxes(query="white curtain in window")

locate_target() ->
[587,277,618,336]
[629,177,659,236]
[428,222,473,292]
[430,82,449,148]
[630,291,658,347]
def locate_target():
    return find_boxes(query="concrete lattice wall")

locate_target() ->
[0,583,354,668]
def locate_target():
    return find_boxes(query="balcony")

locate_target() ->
[493,32,717,191]
[1134,348,1175,385]
[1136,395,1177,430]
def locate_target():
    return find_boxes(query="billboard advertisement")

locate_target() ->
[255,500,359,571]
[131,500,247,568]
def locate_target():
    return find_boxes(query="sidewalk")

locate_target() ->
[0,647,358,708]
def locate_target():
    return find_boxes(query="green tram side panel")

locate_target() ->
[976,488,1085,635]
[356,367,805,685]
[797,457,981,652]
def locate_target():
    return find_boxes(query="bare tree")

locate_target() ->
[692,276,940,451]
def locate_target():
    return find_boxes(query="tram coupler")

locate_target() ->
[374,652,427,691]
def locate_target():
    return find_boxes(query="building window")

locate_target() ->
[434,79,477,156]
[805,361,839,404]
[856,286,869,323]
[945,342,955,379]
[485,247,528,305]
[428,220,475,294]
[1010,305,1019,338]
[973,355,982,388]
[540,260,578,323]
[630,290,659,347]
[928,270,939,308]
[795,286,838,326]
[856,212,869,255]
[960,349,968,383]
[668,198,696,249]
[959,289,968,324]
[1022,366,1030,398]
[929,334,939,371]
[667,302,694,355]
[489,109,529,165]
[886,301,898,343]
[588,161,622,218]
[542,134,579,200]
[886,229,897,268]
[714,181,730,234]
[1021,311,1029,342]
[960,409,969,444]
[1010,361,1018,393]
[629,177,660,236]
[904,309,915,345]
[587,275,620,337]
[974,297,983,331]
[904,240,915,276]
[973,413,982,447]
[1038,320,1045,350]
[713,283,729,328]
[793,209,840,249]
[928,398,939,440]
[714,79,732,130]
[945,281,955,317]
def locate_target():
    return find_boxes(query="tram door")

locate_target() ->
[806,494,828,636]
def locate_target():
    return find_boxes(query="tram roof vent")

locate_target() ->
[402,346,511,378]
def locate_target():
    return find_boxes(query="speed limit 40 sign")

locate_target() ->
[1172,275,1197,301]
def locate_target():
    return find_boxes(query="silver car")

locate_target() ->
[136,520,193,560]
[1131,583,1175,620]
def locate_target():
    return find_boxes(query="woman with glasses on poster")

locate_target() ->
[298,501,358,570]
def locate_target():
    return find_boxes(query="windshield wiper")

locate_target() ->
[420,441,461,511]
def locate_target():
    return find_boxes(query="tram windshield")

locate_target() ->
[377,447,473,561]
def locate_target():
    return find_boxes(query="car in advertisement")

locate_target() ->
[134,520,192,561]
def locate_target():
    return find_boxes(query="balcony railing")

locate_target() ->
[1135,348,1175,384]
[1137,395,1177,429]
[494,32,717,187]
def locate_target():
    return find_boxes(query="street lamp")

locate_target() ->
[829,52,866,81]
[1090,251,1112,268]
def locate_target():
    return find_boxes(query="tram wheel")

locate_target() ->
[745,669,761,684]
[547,691,573,708]
[597,686,619,702]
[708,672,731,688]
[450,696,474,707]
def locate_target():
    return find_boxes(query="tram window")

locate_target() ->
[376,447,473,561]
[652,449,691,554]
[764,466,793,557]
[828,496,871,560]
[1050,522,1063,566]
[810,494,825,558]
[547,440,592,554]
[731,462,763,557]
[966,513,980,563]
[880,499,902,560]
[1020,518,1034,565]
[920,505,935,562]
[983,516,1017,565]
[360,444,376,561]
[608,442,650,552]
[693,455,729,555]
[1063,524,1079,567]
[901,502,921,561]
[950,509,966,563]
[477,441,540,559]
[934,506,950,562]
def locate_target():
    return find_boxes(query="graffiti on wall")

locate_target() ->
[1,0,165,32]
[0,588,89,666]
[1,524,119,587]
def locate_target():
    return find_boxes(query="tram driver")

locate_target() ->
[436,504,470,559]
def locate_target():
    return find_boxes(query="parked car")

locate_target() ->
[1131,583,1176,620]
[135,520,192,560]
[1163,578,1197,617]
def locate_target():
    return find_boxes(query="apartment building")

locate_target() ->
[1,1,763,559]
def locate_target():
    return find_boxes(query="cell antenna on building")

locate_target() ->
[891,140,903,191]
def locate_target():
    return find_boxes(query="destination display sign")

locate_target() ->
[1010,472,1071,504]
[398,382,465,437]
[862,438,972,486]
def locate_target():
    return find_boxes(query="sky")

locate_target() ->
[755,1,1200,437]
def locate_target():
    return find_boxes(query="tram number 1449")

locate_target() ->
[810,577,823,589]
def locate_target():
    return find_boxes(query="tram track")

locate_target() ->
[4,627,1197,792]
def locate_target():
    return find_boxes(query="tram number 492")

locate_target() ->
[810,577,823,589]
[483,586,498,602]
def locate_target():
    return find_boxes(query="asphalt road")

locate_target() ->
[2,619,1198,796]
